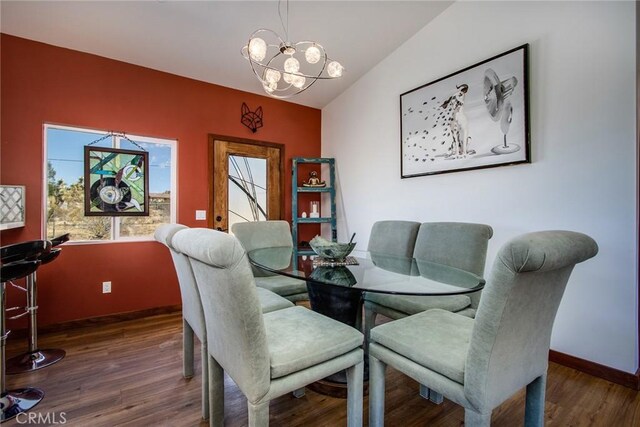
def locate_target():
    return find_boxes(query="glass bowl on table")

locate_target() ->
[309,235,356,262]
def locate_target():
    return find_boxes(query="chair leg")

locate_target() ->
[429,389,444,404]
[201,344,210,420]
[208,355,224,427]
[292,388,305,398]
[248,401,269,427]
[465,409,491,427]
[183,318,194,378]
[419,383,430,399]
[354,298,363,331]
[346,361,364,427]
[419,384,443,403]
[369,354,386,427]
[525,374,547,427]
[363,307,377,348]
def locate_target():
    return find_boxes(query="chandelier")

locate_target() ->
[241,0,344,99]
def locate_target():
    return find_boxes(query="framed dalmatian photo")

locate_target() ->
[400,44,530,178]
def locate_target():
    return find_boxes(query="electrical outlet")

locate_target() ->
[102,281,112,294]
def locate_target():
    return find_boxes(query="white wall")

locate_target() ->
[322,1,637,373]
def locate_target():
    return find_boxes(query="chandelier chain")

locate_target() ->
[278,0,289,42]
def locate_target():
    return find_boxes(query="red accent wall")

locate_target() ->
[0,34,321,326]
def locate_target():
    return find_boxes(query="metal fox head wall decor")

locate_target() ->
[241,103,264,133]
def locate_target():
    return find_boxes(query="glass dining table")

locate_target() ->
[247,248,485,329]
[248,247,485,394]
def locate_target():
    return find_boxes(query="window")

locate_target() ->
[44,124,177,242]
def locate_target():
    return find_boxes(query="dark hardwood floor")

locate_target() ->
[4,311,639,426]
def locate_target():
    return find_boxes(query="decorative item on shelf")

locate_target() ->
[301,211,307,218]
[298,240,311,249]
[240,102,263,133]
[309,201,320,218]
[0,185,25,230]
[310,266,357,286]
[241,0,344,99]
[84,132,149,216]
[302,171,326,187]
[309,233,356,262]
[400,44,529,178]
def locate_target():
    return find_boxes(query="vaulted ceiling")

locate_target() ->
[1,1,452,108]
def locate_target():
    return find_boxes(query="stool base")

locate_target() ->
[6,349,66,374]
[1,388,45,421]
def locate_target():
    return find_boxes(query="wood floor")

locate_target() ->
[4,311,639,426]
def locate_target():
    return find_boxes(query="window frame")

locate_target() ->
[42,123,178,244]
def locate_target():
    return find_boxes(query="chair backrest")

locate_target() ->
[413,222,493,308]
[464,230,598,412]
[172,228,271,403]
[231,220,293,277]
[367,220,421,257]
[154,224,206,342]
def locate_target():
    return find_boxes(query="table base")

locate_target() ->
[306,281,362,328]
[307,378,369,399]
[305,281,370,397]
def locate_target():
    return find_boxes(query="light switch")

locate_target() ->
[195,210,207,220]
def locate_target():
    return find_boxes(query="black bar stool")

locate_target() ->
[0,240,50,264]
[1,260,45,421]
[2,236,68,374]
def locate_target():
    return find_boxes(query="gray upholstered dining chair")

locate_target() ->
[172,228,364,427]
[231,220,308,302]
[367,220,421,257]
[368,230,598,427]
[154,224,294,420]
[364,222,493,344]
[361,220,420,337]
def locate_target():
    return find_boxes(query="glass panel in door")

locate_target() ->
[228,155,267,230]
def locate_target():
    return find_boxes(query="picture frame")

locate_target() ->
[84,146,149,216]
[400,44,530,178]
[0,185,26,230]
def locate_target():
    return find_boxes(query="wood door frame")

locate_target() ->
[208,134,285,230]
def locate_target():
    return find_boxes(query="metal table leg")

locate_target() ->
[1,280,44,422]
[6,272,65,374]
